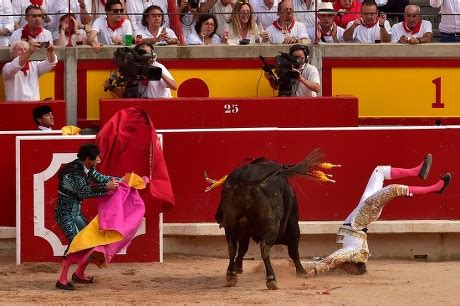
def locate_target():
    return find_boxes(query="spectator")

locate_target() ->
[10,5,54,45]
[126,0,169,35]
[33,104,54,130]
[105,43,177,98]
[264,44,320,97]
[87,0,133,52]
[53,13,87,46]
[13,0,53,30]
[250,0,278,30]
[178,0,200,40]
[52,0,92,31]
[0,0,14,46]
[137,5,179,45]
[333,0,362,29]
[391,5,432,44]
[264,0,310,44]
[430,0,460,42]
[186,13,222,44]
[2,40,57,101]
[292,0,316,29]
[200,0,233,36]
[308,1,344,43]
[343,0,391,43]
[223,0,260,44]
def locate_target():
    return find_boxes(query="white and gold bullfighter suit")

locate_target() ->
[310,156,451,276]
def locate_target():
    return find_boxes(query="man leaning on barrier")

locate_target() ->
[391,5,432,44]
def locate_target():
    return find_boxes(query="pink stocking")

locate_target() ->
[409,180,444,195]
[58,258,72,284]
[75,252,92,280]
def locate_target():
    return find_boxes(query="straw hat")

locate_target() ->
[318,2,335,14]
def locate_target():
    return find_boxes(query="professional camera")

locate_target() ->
[105,47,163,98]
[260,52,303,97]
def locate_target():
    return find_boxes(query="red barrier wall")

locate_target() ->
[16,136,160,263]
[99,97,359,129]
[158,127,458,223]
[0,131,61,227]
[0,100,67,130]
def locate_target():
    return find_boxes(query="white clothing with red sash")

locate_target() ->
[307,25,345,43]
[265,20,309,44]
[91,16,132,45]
[345,19,391,43]
[2,54,57,101]
[9,26,53,45]
[391,20,432,43]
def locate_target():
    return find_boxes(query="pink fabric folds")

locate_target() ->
[66,183,145,266]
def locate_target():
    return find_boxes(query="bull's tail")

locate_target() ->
[282,149,337,183]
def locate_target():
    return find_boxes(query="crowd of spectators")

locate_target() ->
[0,0,458,101]
[0,0,455,47]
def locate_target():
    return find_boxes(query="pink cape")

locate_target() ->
[66,183,145,265]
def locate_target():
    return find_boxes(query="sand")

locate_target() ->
[0,254,459,305]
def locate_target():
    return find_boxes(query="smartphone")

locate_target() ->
[39,41,50,48]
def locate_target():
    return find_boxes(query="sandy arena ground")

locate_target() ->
[1,254,459,305]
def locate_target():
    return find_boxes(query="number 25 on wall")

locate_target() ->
[432,77,444,109]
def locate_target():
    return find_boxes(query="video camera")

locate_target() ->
[260,52,303,97]
[104,47,163,98]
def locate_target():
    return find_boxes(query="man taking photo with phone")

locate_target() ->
[2,40,57,101]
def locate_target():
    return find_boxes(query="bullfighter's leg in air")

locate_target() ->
[308,154,451,277]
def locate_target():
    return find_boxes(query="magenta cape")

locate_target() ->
[66,183,145,266]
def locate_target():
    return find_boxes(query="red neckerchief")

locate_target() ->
[21,62,30,76]
[21,24,43,39]
[30,0,43,7]
[272,19,295,33]
[361,18,379,29]
[100,0,107,6]
[140,78,149,86]
[107,18,124,32]
[403,20,422,34]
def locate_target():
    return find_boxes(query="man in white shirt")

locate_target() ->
[200,0,232,36]
[343,0,391,43]
[87,0,133,51]
[292,0,316,29]
[391,5,432,44]
[137,44,177,98]
[2,40,57,101]
[10,5,54,45]
[250,0,278,30]
[33,104,55,130]
[105,43,177,98]
[307,1,344,43]
[264,44,320,97]
[430,0,460,42]
[0,0,14,46]
[126,0,170,35]
[264,0,310,44]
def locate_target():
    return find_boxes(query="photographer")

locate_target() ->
[104,43,177,98]
[2,40,57,101]
[264,44,320,97]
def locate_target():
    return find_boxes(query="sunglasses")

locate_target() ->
[111,9,124,13]
[30,14,43,18]
[203,22,215,26]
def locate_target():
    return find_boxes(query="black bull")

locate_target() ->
[215,150,325,290]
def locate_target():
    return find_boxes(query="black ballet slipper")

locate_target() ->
[418,154,432,180]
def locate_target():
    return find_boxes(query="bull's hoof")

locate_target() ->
[226,272,238,287]
[235,261,243,274]
[266,280,279,290]
[296,268,307,276]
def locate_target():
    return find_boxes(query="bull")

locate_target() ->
[210,149,336,290]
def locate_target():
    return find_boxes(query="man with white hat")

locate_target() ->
[307,1,344,43]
